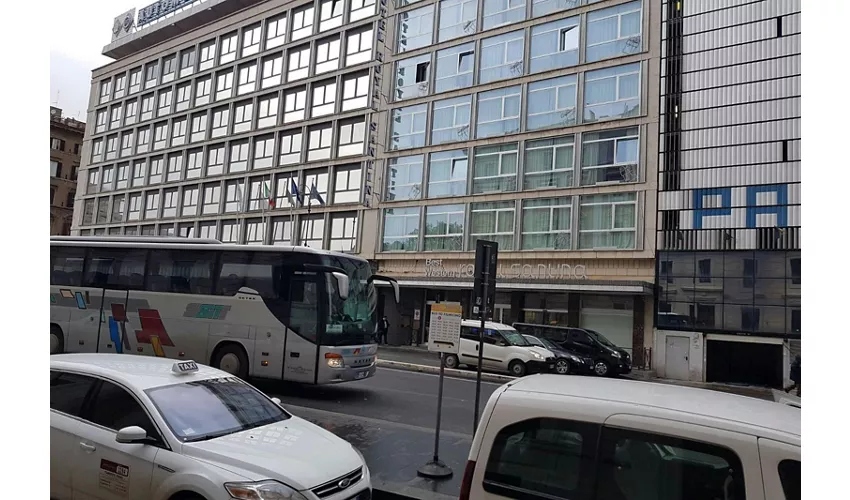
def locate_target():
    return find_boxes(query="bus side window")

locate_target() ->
[84,248,147,289]
[51,246,86,286]
[215,252,278,298]
[148,250,215,294]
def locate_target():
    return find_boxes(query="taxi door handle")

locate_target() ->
[80,442,96,453]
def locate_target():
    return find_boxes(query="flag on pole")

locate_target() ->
[264,181,275,209]
[309,182,325,206]
[290,179,303,206]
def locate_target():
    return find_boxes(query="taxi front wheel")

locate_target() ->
[212,344,249,379]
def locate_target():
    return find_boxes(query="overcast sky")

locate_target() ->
[50,0,139,122]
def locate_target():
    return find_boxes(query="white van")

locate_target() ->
[443,320,556,377]
[460,375,800,500]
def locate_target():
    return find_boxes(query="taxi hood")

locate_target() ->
[181,415,364,491]
[528,346,555,358]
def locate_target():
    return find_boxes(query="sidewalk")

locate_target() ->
[377,345,780,402]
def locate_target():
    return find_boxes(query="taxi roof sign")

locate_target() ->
[172,361,199,374]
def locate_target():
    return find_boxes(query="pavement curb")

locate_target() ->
[377,359,515,384]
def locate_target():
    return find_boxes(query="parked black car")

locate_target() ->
[513,323,632,377]
[521,334,594,375]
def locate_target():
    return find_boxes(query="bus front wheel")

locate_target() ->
[50,325,64,355]
[212,344,249,379]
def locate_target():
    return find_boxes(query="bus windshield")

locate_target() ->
[321,256,377,346]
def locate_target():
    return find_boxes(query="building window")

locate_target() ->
[152,123,168,151]
[111,195,126,223]
[110,105,122,130]
[143,63,159,90]
[292,4,315,41]
[304,169,329,206]
[87,169,100,194]
[144,191,160,219]
[741,307,760,332]
[220,220,241,243]
[50,161,61,178]
[114,74,127,99]
[219,31,238,64]
[578,192,637,249]
[248,176,273,211]
[284,87,307,123]
[346,27,373,67]
[167,153,183,182]
[319,0,344,32]
[101,166,114,191]
[342,72,369,111]
[743,259,757,288]
[586,1,642,62]
[233,101,254,134]
[280,130,303,165]
[315,36,342,75]
[135,127,150,154]
[124,100,137,125]
[394,54,431,101]
[198,221,217,239]
[140,225,155,236]
[157,89,173,116]
[181,186,199,217]
[299,216,325,249]
[245,220,266,245]
[91,139,104,163]
[174,83,191,113]
[425,204,465,251]
[149,157,164,184]
[530,17,579,74]
[350,0,377,22]
[790,309,801,333]
[162,189,178,218]
[435,43,474,93]
[266,14,287,49]
[225,180,246,213]
[580,127,639,185]
[51,138,65,151]
[390,104,427,150]
[470,201,515,250]
[431,95,471,145]
[790,257,801,285]
[161,54,176,83]
[216,70,234,101]
[95,109,107,133]
[129,67,142,94]
[186,149,203,179]
[195,77,212,106]
[288,45,311,82]
[99,79,112,104]
[82,199,95,225]
[202,184,221,214]
[127,194,141,221]
[207,108,228,140]
[237,62,258,95]
[480,31,525,84]
[386,155,424,201]
[199,40,216,71]
[532,0,580,18]
[476,86,521,138]
[190,112,207,143]
[483,0,526,31]
[473,143,517,193]
[132,161,146,187]
[249,135,273,170]
[274,173,299,209]
[698,259,712,283]
[140,94,154,121]
[262,54,284,89]
[330,214,358,252]
[524,135,574,190]
[334,165,362,204]
[229,141,250,173]
[116,163,129,189]
[179,48,195,78]
[179,223,195,238]
[96,198,109,224]
[527,75,577,131]
[439,0,477,42]
[250,96,276,130]
[272,217,294,245]
[308,124,333,161]
[242,23,262,57]
[312,80,337,118]
[383,207,421,251]
[584,63,641,123]
[428,149,468,198]
[397,5,434,53]
[337,119,366,157]
[105,135,119,160]
[207,144,225,176]
[171,118,187,146]
[523,197,572,250]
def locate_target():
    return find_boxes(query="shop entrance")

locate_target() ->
[705,338,783,388]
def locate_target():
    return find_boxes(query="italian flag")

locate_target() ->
[264,182,275,209]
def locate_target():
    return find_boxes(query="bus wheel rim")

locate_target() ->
[220,353,240,374]
[50,334,59,354]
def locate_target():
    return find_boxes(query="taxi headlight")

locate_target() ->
[225,480,309,500]
[530,350,544,360]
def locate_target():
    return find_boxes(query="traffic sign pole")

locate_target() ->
[472,240,498,435]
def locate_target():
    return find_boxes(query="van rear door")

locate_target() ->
[757,438,800,500]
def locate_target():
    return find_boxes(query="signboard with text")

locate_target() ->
[472,240,498,320]
[427,303,462,354]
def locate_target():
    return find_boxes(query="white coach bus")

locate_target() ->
[49,236,399,385]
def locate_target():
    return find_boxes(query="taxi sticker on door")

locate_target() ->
[99,459,129,496]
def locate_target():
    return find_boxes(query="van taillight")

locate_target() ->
[459,460,476,500]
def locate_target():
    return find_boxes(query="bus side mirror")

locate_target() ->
[332,272,350,300]
[368,275,400,304]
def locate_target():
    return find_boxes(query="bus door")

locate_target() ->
[283,271,322,383]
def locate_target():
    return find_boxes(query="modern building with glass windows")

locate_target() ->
[370,0,662,360]
[75,0,380,253]
[654,0,801,388]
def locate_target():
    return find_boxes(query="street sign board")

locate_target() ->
[427,303,462,354]
[472,240,498,320]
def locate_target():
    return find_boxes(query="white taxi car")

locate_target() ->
[50,354,371,500]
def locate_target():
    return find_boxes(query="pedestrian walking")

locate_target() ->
[378,316,389,345]
[785,355,800,396]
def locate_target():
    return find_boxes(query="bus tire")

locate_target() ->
[212,343,249,379]
[50,324,64,355]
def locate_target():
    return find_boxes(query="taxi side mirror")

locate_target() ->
[116,426,148,444]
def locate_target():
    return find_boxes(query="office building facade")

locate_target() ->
[51,107,84,235]
[653,0,801,388]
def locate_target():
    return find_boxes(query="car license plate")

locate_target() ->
[355,370,369,380]
[548,364,554,369]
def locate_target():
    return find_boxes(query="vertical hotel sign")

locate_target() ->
[137,0,196,27]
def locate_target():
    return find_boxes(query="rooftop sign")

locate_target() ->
[137,0,196,27]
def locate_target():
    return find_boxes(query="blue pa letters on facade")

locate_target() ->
[693,184,789,230]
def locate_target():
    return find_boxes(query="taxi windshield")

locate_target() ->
[146,377,290,442]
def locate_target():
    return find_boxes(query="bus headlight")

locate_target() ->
[325,353,345,368]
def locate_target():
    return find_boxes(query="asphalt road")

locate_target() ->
[254,366,503,436]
